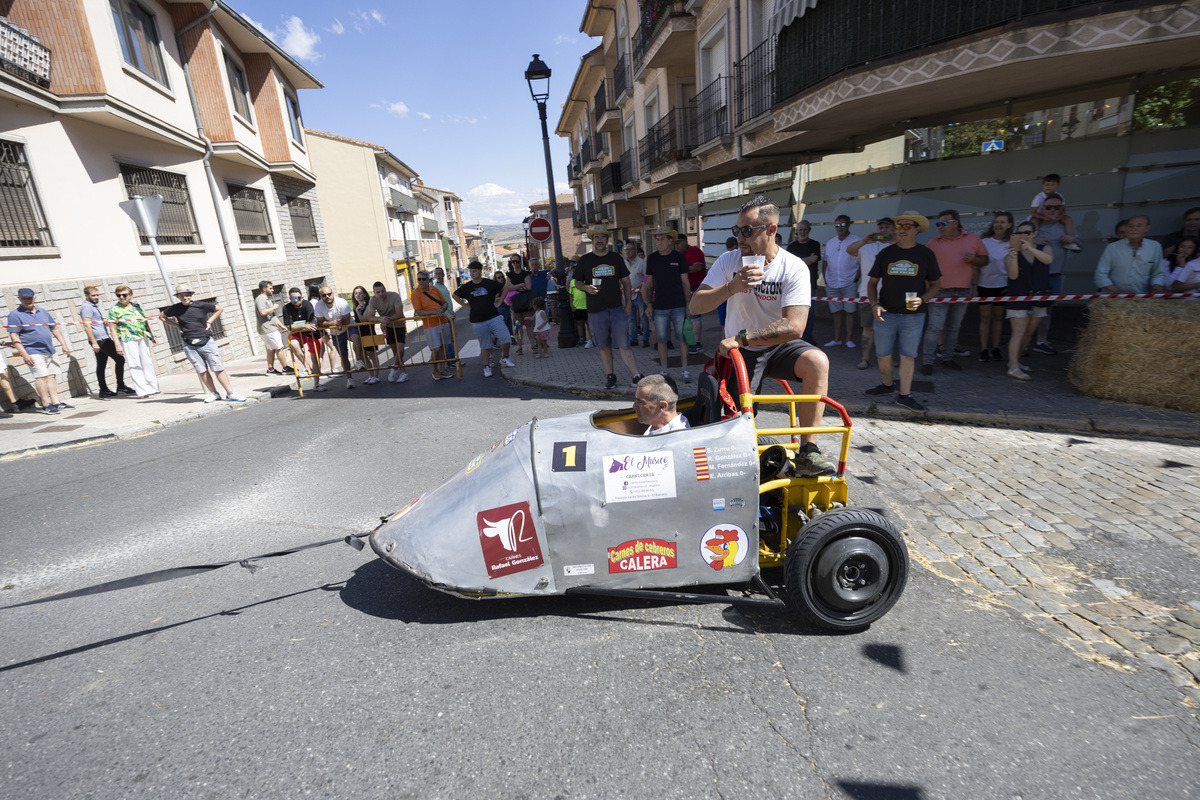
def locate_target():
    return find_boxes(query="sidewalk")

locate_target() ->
[3,309,1196,460]
[501,309,1200,441]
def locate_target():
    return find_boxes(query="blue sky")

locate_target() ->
[232,1,596,226]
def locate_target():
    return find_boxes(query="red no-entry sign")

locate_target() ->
[529,218,552,242]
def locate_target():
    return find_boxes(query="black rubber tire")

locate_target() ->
[784,507,908,631]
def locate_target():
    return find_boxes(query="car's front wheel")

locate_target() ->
[785,508,908,631]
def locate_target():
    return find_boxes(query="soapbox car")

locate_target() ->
[368,351,908,631]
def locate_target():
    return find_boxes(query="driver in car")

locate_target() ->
[689,195,835,477]
[634,374,691,436]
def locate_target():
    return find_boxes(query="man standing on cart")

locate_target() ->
[689,196,834,477]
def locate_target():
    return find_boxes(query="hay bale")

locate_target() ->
[1069,299,1200,412]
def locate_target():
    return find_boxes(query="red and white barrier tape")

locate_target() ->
[833,292,1197,304]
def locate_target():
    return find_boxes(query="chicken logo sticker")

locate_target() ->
[476,501,543,579]
[699,524,748,571]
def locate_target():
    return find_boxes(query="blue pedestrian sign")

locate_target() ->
[981,140,1004,153]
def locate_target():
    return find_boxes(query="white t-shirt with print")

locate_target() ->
[703,248,811,351]
[314,296,352,324]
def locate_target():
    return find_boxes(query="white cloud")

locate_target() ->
[465,185,561,226]
[554,34,577,45]
[328,18,344,34]
[469,183,516,198]
[371,10,385,24]
[370,99,409,117]
[244,15,322,62]
[417,111,431,120]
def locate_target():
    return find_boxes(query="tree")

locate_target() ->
[1133,79,1200,131]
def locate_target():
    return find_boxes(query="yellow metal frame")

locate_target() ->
[746,392,851,569]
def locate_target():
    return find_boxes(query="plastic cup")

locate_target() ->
[742,255,765,285]
[905,292,919,310]
[592,278,603,287]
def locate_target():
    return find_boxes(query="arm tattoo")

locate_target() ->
[746,318,795,345]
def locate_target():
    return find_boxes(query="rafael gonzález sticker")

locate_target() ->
[477,501,544,579]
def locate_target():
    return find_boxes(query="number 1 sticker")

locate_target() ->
[552,441,587,472]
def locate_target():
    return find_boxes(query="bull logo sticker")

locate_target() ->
[608,538,677,574]
[477,501,543,579]
[699,524,748,571]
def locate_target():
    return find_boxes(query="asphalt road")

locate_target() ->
[1,377,1197,799]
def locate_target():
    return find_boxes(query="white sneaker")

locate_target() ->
[845,341,856,349]
[355,360,365,370]
[500,357,516,368]
[203,391,221,403]
[311,383,328,392]
[388,368,399,383]
[483,366,493,377]
[824,339,842,347]
[345,380,355,389]
[225,392,246,402]
[297,367,310,378]
[584,340,594,348]
[681,369,691,381]
[364,376,380,385]
[395,372,409,383]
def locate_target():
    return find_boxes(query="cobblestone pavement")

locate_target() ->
[825,412,1200,709]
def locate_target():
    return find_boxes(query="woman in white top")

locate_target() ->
[1168,238,1200,292]
[978,212,1014,363]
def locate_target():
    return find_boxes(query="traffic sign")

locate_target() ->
[529,217,552,242]
[981,139,1004,153]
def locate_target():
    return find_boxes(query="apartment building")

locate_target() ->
[528,193,580,267]
[1,0,330,396]
[412,180,466,282]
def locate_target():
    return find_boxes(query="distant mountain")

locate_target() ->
[478,222,529,247]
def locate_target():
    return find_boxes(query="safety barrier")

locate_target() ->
[287,317,461,396]
[827,291,1197,304]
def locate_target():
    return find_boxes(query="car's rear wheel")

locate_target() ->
[784,508,908,631]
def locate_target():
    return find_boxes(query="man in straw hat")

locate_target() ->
[160,284,246,402]
[641,227,692,382]
[573,226,642,390]
[689,195,835,477]
[864,211,942,412]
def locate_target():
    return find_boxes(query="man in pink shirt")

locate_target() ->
[922,209,987,374]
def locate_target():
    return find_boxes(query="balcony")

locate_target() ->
[736,37,774,129]
[599,161,623,199]
[594,132,608,159]
[593,82,607,124]
[639,107,696,176]
[613,54,632,102]
[620,146,638,188]
[421,217,440,233]
[0,20,51,89]
[632,5,696,75]
[581,136,594,168]
[693,77,731,147]
[595,80,622,133]
[567,155,582,186]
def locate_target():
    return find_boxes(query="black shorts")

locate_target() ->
[383,323,407,346]
[976,286,1007,306]
[573,308,588,322]
[737,339,820,394]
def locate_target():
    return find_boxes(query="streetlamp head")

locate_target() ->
[526,54,551,104]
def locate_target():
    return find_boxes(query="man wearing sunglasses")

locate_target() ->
[689,196,835,477]
[160,284,245,402]
[313,285,356,389]
[923,209,988,374]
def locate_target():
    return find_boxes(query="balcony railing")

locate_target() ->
[620,146,638,187]
[775,0,1109,106]
[639,107,695,176]
[567,155,582,182]
[581,136,594,166]
[614,54,631,99]
[736,37,774,127]
[594,81,607,123]
[600,161,623,197]
[594,132,608,158]
[0,20,51,89]
[693,76,731,145]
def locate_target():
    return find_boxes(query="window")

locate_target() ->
[0,140,53,248]
[224,52,253,122]
[110,0,168,85]
[228,184,274,244]
[119,164,201,245]
[159,297,225,354]
[286,196,317,245]
[286,93,304,144]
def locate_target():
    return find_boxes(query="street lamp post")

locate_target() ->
[525,54,576,348]
[522,216,531,262]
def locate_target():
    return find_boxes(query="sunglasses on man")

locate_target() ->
[730,224,769,238]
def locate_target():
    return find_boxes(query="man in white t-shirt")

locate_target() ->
[822,215,863,348]
[845,217,897,368]
[313,286,356,389]
[689,195,834,477]
[634,374,691,435]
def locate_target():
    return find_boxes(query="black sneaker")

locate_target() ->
[604,373,617,389]
[978,350,992,363]
[896,394,925,411]
[938,359,962,371]
[990,347,1002,362]
[688,344,703,355]
[282,366,296,374]
[16,398,37,410]
[118,387,136,395]
[99,389,118,397]
[631,373,644,385]
[795,443,836,477]
[266,368,282,375]
[864,383,896,396]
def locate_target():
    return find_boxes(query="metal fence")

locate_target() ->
[594,81,607,123]
[0,140,52,248]
[639,107,696,176]
[736,37,774,127]
[620,145,638,187]
[776,0,1114,106]
[614,54,631,99]
[581,136,594,166]
[693,76,731,145]
[600,161,623,197]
